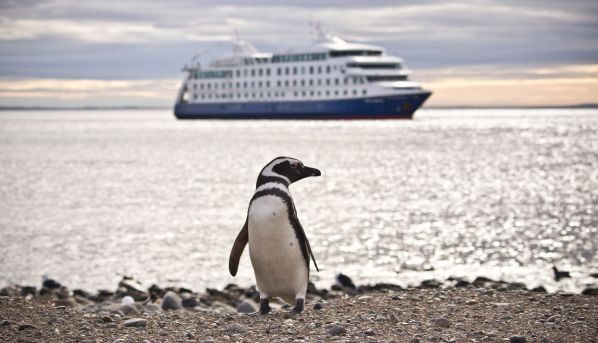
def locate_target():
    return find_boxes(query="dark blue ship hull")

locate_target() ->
[174,91,431,119]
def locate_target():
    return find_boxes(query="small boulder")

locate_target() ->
[123,318,147,328]
[510,336,526,343]
[434,318,450,328]
[120,304,139,316]
[161,291,183,311]
[582,287,598,296]
[327,324,346,336]
[236,301,256,313]
[313,302,324,310]
[17,323,38,331]
[182,297,199,308]
[0,320,10,326]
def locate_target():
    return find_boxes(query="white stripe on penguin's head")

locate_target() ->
[260,157,299,183]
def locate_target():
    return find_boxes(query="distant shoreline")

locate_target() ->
[1,104,597,111]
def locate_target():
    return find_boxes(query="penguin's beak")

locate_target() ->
[301,166,321,178]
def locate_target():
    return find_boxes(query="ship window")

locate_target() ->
[326,90,330,96]
[309,80,313,86]
[302,91,306,96]
[293,80,297,86]
[201,95,205,99]
[294,92,298,97]
[362,89,367,95]
[236,70,240,77]
[266,69,271,76]
[258,69,262,76]
[236,82,239,88]
[329,50,382,57]
[243,82,247,88]
[243,70,247,77]
[344,78,348,85]
[252,93,255,98]
[366,75,408,82]
[207,84,211,89]
[259,93,263,97]
[251,82,255,87]
[335,78,339,85]
[317,91,321,96]
[343,90,348,95]
[285,80,289,86]
[251,69,255,77]
[277,81,281,87]
[293,67,297,75]
[326,79,330,85]
[326,65,331,73]
[309,66,313,74]
[317,79,321,85]
[200,84,204,90]
[266,81,270,87]
[310,91,314,96]
[334,90,338,95]
[193,94,197,99]
[267,92,270,97]
[317,66,322,74]
[301,66,305,74]
[285,67,289,75]
[353,89,357,95]
[258,81,262,87]
[277,68,281,75]
[301,80,305,86]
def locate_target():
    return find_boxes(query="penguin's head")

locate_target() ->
[257,156,321,187]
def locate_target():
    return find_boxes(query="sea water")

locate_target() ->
[0,108,596,293]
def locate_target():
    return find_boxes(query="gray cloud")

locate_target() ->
[0,0,597,79]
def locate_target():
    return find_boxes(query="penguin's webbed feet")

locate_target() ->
[259,297,271,315]
[291,298,304,315]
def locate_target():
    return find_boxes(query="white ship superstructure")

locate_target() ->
[175,29,431,119]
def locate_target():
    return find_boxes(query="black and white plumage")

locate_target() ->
[228,157,320,314]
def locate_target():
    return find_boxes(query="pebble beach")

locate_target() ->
[1,275,597,343]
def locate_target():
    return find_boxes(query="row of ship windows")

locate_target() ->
[192,89,368,100]
[195,64,343,79]
[192,76,365,90]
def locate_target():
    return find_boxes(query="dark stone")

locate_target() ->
[582,288,598,296]
[236,301,256,313]
[420,279,442,289]
[531,286,547,293]
[73,289,91,298]
[364,328,376,336]
[510,336,526,343]
[186,331,195,339]
[148,284,165,299]
[20,286,37,297]
[161,291,182,311]
[0,320,10,326]
[313,302,324,310]
[17,323,38,331]
[307,281,329,297]
[178,287,193,294]
[182,297,199,308]
[472,276,495,286]
[507,282,527,291]
[590,273,598,278]
[42,278,61,289]
[358,283,403,293]
[0,286,18,297]
[336,273,356,290]
[101,316,113,323]
[409,339,422,343]
[92,289,114,302]
[327,324,346,336]
[552,266,570,281]
[123,318,147,328]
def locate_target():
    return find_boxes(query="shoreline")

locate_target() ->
[1,275,597,342]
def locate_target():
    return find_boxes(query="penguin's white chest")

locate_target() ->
[247,195,308,304]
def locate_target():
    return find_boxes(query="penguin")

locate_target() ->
[228,157,321,315]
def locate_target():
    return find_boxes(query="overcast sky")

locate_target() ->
[1,0,597,107]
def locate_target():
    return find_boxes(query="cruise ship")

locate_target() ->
[174,29,431,119]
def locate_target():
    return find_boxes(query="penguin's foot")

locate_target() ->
[291,298,304,315]
[259,297,271,315]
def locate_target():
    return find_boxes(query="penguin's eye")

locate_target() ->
[290,162,299,169]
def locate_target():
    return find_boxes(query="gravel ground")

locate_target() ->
[1,288,596,343]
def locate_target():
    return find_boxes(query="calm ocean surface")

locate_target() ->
[0,108,596,293]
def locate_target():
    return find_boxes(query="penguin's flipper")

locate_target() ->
[292,217,319,272]
[228,218,248,276]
